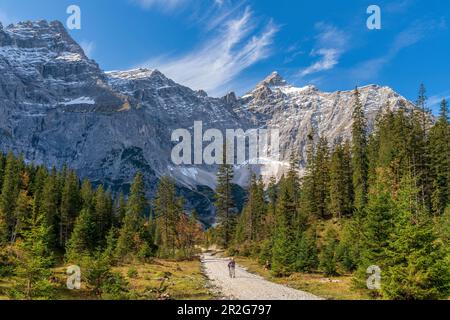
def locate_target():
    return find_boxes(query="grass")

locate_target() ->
[235,256,371,300]
[0,257,214,300]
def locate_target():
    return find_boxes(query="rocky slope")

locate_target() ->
[0,20,416,224]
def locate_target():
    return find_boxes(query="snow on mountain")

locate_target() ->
[0,20,418,224]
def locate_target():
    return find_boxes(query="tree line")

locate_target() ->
[212,86,450,300]
[0,159,203,299]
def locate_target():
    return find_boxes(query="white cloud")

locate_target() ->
[80,40,95,58]
[299,23,349,77]
[140,7,278,96]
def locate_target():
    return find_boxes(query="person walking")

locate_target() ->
[228,257,236,278]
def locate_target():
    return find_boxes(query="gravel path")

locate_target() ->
[201,252,322,300]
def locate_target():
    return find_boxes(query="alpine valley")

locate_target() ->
[0,20,417,225]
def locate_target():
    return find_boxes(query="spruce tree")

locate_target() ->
[215,155,236,248]
[115,173,147,259]
[428,99,449,215]
[319,226,339,276]
[0,152,20,244]
[382,174,450,299]
[66,208,95,262]
[59,170,80,247]
[354,167,397,289]
[329,139,353,218]
[154,176,182,257]
[94,185,113,247]
[314,137,330,218]
[351,88,368,212]
[13,210,54,300]
[39,171,59,248]
[295,228,319,272]
[271,178,296,276]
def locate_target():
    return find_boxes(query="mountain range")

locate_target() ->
[0,20,417,225]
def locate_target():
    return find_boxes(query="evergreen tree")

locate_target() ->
[382,174,450,299]
[39,171,60,248]
[12,211,54,300]
[319,226,339,276]
[154,176,182,257]
[271,178,297,276]
[429,99,449,215]
[113,192,127,228]
[59,170,80,247]
[215,155,236,248]
[356,167,397,285]
[94,185,113,247]
[329,139,353,218]
[295,228,319,272]
[314,137,330,218]
[0,152,20,244]
[351,88,368,212]
[115,173,147,259]
[66,208,95,261]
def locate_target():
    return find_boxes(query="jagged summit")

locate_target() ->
[258,71,287,87]
[2,20,83,55]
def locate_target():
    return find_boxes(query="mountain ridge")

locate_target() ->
[0,19,418,224]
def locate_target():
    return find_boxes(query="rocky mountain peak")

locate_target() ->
[258,71,287,87]
[3,20,84,55]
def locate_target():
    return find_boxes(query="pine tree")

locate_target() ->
[413,84,432,211]
[300,129,317,218]
[13,211,54,300]
[94,185,113,247]
[319,226,339,276]
[154,176,182,257]
[80,179,94,212]
[295,228,319,272]
[113,192,127,228]
[39,171,59,248]
[59,170,80,247]
[0,152,20,244]
[115,173,147,259]
[215,155,236,248]
[351,88,368,212]
[66,208,95,262]
[329,139,353,218]
[354,167,397,288]
[11,190,32,243]
[382,174,450,299]
[270,178,297,276]
[429,99,449,215]
[314,137,330,218]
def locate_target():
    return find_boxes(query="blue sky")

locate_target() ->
[0,0,449,113]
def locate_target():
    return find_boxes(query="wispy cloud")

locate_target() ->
[350,20,442,81]
[298,23,349,77]
[140,6,278,96]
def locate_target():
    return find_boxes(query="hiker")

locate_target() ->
[228,257,236,278]
[264,260,271,271]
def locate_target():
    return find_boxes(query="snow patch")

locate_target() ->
[62,96,95,105]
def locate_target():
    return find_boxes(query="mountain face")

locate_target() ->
[0,20,416,225]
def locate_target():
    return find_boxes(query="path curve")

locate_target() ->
[201,252,322,300]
